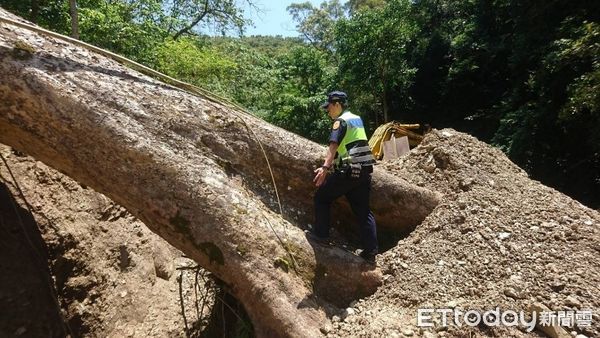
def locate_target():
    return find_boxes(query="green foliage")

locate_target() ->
[0,0,71,33]
[556,22,600,125]
[154,38,237,92]
[346,0,386,15]
[2,0,598,207]
[287,0,346,51]
[262,46,335,141]
[206,41,335,142]
[78,1,168,62]
[164,0,252,39]
[335,0,419,123]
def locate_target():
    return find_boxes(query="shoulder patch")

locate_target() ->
[332,120,341,130]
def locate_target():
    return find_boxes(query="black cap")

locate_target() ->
[320,91,348,109]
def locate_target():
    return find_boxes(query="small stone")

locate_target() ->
[575,335,588,338]
[541,222,557,228]
[560,216,573,224]
[583,220,593,226]
[14,327,27,336]
[402,328,414,336]
[320,324,333,334]
[446,300,458,308]
[345,307,356,316]
[422,332,436,338]
[565,296,582,308]
[498,232,511,240]
[459,178,474,191]
[153,242,174,281]
[550,281,566,292]
[504,288,520,299]
[331,315,340,322]
[570,331,577,337]
[120,291,127,298]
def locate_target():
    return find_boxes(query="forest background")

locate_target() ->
[1,0,598,209]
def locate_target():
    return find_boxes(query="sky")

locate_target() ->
[242,0,333,37]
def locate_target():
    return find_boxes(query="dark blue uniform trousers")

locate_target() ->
[314,171,378,254]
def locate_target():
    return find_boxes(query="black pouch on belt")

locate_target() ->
[350,163,361,179]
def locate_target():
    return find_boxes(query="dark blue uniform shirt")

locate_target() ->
[328,118,347,144]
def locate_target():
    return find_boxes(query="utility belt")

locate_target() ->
[335,145,375,179]
[335,162,373,179]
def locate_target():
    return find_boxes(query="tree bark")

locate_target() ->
[0,9,440,336]
[69,0,79,39]
[31,0,39,24]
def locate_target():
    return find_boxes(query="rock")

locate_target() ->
[575,335,588,338]
[504,288,519,299]
[541,222,557,228]
[320,323,333,334]
[446,300,458,308]
[422,332,436,338]
[498,232,511,240]
[560,216,574,225]
[152,241,174,280]
[459,178,474,191]
[421,156,437,173]
[345,307,356,317]
[550,281,566,292]
[565,296,582,308]
[402,328,414,337]
[528,302,571,338]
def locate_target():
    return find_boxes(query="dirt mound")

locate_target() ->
[0,145,212,337]
[331,129,600,337]
[2,123,599,338]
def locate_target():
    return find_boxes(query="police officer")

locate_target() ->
[312,91,378,264]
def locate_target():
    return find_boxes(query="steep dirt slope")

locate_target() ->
[0,144,208,337]
[331,129,600,338]
[2,127,598,337]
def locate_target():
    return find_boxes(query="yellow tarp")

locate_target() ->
[368,122,425,160]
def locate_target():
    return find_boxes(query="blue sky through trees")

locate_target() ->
[243,0,346,37]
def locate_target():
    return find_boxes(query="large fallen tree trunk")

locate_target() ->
[0,10,441,337]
